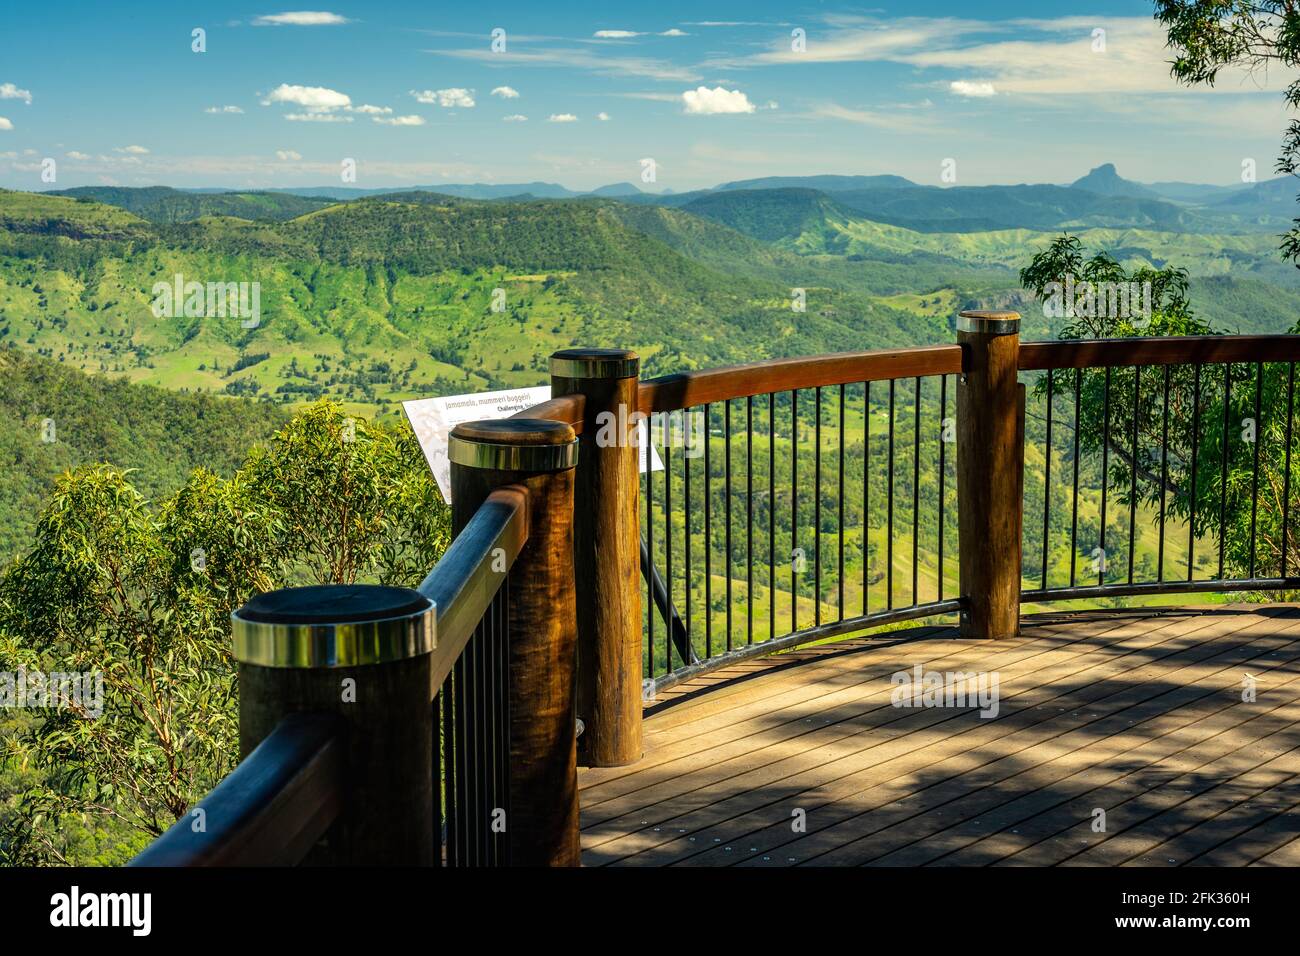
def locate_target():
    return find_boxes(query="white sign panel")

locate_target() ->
[403,385,662,503]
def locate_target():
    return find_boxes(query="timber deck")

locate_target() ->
[578,606,1300,866]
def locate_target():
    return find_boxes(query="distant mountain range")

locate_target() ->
[44,165,1297,233]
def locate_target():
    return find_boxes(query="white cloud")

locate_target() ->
[262,83,351,109]
[205,105,245,114]
[432,47,699,83]
[950,80,996,97]
[411,88,475,108]
[276,149,302,160]
[116,145,150,154]
[253,11,350,26]
[492,86,520,99]
[725,15,1278,100]
[0,118,12,131]
[375,114,426,126]
[0,83,32,105]
[548,113,578,122]
[593,29,687,39]
[350,104,392,114]
[597,111,610,121]
[502,114,528,122]
[66,150,91,160]
[812,102,939,132]
[285,112,353,122]
[682,86,755,115]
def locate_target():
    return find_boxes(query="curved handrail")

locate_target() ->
[129,712,344,867]
[637,345,963,414]
[509,392,586,434]
[419,485,528,690]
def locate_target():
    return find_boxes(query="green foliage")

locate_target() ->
[1022,233,1300,584]
[0,402,449,865]
[1155,1,1300,262]
[0,346,289,562]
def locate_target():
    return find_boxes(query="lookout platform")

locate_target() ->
[579,606,1300,867]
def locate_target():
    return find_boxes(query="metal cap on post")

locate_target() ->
[233,584,435,667]
[955,310,1024,640]
[449,417,582,867]
[550,348,644,769]
[232,584,437,865]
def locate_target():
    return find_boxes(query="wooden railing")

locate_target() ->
[130,315,1300,866]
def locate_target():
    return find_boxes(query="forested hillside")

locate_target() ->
[0,191,955,411]
[0,347,287,560]
[2,186,1297,422]
[47,187,337,223]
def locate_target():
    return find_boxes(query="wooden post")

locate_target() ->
[550,348,644,768]
[956,310,1024,639]
[232,583,437,865]
[448,418,581,866]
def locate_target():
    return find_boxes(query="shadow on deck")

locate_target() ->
[578,606,1300,867]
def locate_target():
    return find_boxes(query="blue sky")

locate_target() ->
[0,2,1291,191]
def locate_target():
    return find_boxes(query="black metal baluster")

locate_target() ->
[838,383,845,621]
[1070,367,1082,587]
[747,396,754,644]
[1158,365,1170,582]
[759,392,769,639]
[493,590,506,865]
[467,626,481,864]
[704,402,712,659]
[1285,364,1296,579]
[864,381,871,615]
[792,389,799,634]
[815,386,822,627]
[1099,367,1111,586]
[453,648,468,865]
[493,587,509,868]
[912,376,921,607]
[1219,363,1232,580]
[1249,362,1263,579]
[646,416,654,676]
[1189,365,1202,581]
[664,414,673,668]
[476,616,489,865]
[725,400,733,651]
[443,668,456,866]
[938,374,947,601]
[1042,369,1052,590]
[684,408,692,657]
[1128,367,1139,585]
[484,600,496,865]
[887,378,896,610]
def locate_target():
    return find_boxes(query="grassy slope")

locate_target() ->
[0,192,952,415]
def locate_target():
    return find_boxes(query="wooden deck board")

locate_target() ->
[586,610,1284,857]
[579,607,1300,867]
